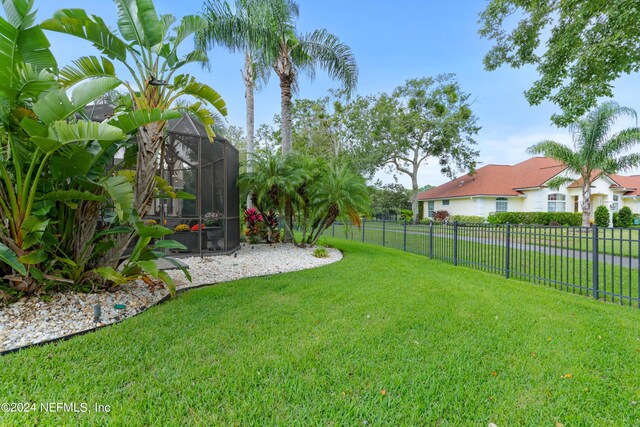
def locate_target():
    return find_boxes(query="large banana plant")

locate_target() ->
[0,0,188,298]
[41,0,228,219]
[0,0,132,288]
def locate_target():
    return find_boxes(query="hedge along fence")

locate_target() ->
[488,212,582,226]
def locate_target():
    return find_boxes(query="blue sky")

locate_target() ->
[27,0,640,186]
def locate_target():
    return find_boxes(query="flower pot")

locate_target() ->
[168,231,205,252]
[206,227,224,250]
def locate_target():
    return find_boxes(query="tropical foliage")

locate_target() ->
[0,0,189,302]
[239,151,370,247]
[528,102,640,226]
[41,0,227,265]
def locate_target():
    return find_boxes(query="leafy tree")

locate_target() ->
[41,0,227,219]
[479,0,640,126]
[257,0,358,154]
[368,183,411,218]
[348,75,480,223]
[528,102,640,227]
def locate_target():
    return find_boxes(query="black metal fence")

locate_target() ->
[325,220,640,308]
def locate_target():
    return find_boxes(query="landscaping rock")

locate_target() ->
[0,244,341,353]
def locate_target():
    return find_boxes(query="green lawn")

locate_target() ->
[352,220,640,258]
[2,239,640,425]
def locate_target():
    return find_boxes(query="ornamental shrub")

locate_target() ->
[594,205,610,227]
[400,209,413,221]
[432,210,450,222]
[617,206,633,228]
[174,224,190,232]
[487,212,581,226]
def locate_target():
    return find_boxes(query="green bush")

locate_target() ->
[594,205,610,227]
[449,215,485,224]
[400,209,413,221]
[419,218,432,225]
[487,212,582,226]
[616,206,633,228]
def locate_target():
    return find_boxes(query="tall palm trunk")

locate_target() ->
[274,49,294,154]
[244,51,255,208]
[581,181,592,227]
[279,77,293,154]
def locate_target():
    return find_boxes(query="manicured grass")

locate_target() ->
[354,220,640,258]
[3,239,640,425]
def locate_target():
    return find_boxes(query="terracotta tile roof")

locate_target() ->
[608,174,640,196]
[417,157,566,200]
[567,170,603,189]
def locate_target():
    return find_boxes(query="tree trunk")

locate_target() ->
[244,51,255,209]
[581,183,592,227]
[279,76,293,154]
[411,173,419,224]
[135,122,164,217]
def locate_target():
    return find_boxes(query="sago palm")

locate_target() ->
[528,102,640,226]
[41,0,227,217]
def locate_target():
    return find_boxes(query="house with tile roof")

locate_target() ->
[417,157,640,219]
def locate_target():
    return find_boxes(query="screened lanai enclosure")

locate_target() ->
[150,114,240,254]
[86,105,240,255]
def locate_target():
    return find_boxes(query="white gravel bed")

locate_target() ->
[169,243,342,288]
[0,244,341,353]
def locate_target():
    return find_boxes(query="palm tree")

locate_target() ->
[261,0,358,154]
[238,149,307,241]
[306,161,370,245]
[199,0,275,208]
[528,102,640,226]
[41,0,227,218]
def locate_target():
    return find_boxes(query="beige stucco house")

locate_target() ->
[417,157,640,219]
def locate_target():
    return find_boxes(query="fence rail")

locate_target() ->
[324,220,640,308]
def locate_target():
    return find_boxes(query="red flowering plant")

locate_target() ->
[244,208,263,238]
[244,208,280,243]
[191,223,205,231]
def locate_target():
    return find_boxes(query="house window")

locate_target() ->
[611,195,620,212]
[427,201,434,218]
[547,193,566,212]
[495,197,508,213]
[574,196,579,213]
[442,200,450,206]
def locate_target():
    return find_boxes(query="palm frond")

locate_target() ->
[526,140,580,171]
[297,29,358,96]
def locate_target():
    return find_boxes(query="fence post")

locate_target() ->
[505,222,511,279]
[453,221,458,266]
[382,218,386,247]
[592,224,599,300]
[403,219,407,251]
[429,221,433,259]
[362,218,366,243]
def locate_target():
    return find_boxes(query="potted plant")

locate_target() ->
[170,223,199,252]
[204,212,224,250]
